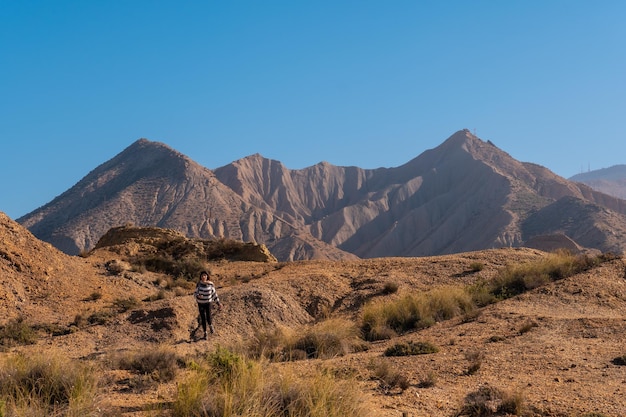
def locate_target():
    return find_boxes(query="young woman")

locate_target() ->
[194,270,222,339]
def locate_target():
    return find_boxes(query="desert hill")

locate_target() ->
[17,129,626,261]
[571,164,626,200]
[3,213,626,416]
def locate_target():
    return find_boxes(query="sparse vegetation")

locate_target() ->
[0,352,99,416]
[369,359,410,392]
[172,346,371,417]
[86,291,102,301]
[472,250,607,304]
[469,261,485,272]
[519,320,538,334]
[112,296,140,312]
[363,251,615,342]
[417,371,438,388]
[362,286,475,340]
[384,340,439,357]
[455,385,526,417]
[464,349,484,376]
[0,317,38,347]
[247,318,363,361]
[115,346,180,383]
[381,281,399,294]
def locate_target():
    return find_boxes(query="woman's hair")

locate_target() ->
[200,270,209,277]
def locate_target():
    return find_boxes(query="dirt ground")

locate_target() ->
[2,212,626,416]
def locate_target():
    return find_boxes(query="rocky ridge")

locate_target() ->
[17,130,626,260]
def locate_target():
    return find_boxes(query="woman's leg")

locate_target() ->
[207,303,214,333]
[197,303,207,333]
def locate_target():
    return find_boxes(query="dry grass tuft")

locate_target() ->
[0,351,99,416]
[172,346,372,417]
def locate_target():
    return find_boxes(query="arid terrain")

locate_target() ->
[2,211,626,416]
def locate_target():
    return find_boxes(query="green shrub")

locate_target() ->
[384,340,439,357]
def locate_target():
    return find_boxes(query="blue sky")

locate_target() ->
[2,1,625,219]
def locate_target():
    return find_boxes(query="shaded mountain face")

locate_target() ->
[570,165,626,200]
[17,130,626,260]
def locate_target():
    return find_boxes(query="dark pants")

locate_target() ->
[197,303,213,333]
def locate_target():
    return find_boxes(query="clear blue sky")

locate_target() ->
[2,1,625,220]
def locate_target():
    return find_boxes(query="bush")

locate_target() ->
[464,349,484,376]
[0,317,37,347]
[173,346,371,417]
[290,318,360,360]
[112,296,140,312]
[116,346,180,383]
[381,281,399,294]
[362,286,475,340]
[417,371,438,388]
[484,250,605,301]
[0,352,98,415]
[248,319,362,361]
[384,340,439,357]
[368,359,410,392]
[455,385,525,417]
[469,262,484,272]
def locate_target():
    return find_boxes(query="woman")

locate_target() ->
[194,270,222,339]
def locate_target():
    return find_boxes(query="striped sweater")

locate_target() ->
[194,281,220,304]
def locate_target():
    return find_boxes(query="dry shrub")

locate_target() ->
[519,320,538,335]
[381,281,399,294]
[362,286,475,340]
[290,318,361,359]
[368,359,410,392]
[485,250,606,301]
[417,371,438,388]
[113,296,140,312]
[115,346,180,383]
[464,349,484,376]
[384,340,439,357]
[0,317,38,347]
[248,319,362,361]
[455,385,525,416]
[173,346,371,417]
[0,351,99,416]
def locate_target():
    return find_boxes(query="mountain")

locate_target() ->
[570,165,626,200]
[17,130,626,260]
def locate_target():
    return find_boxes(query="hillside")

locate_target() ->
[570,164,626,200]
[2,213,626,416]
[17,130,626,260]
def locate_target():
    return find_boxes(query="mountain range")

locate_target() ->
[570,165,626,200]
[17,129,626,261]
